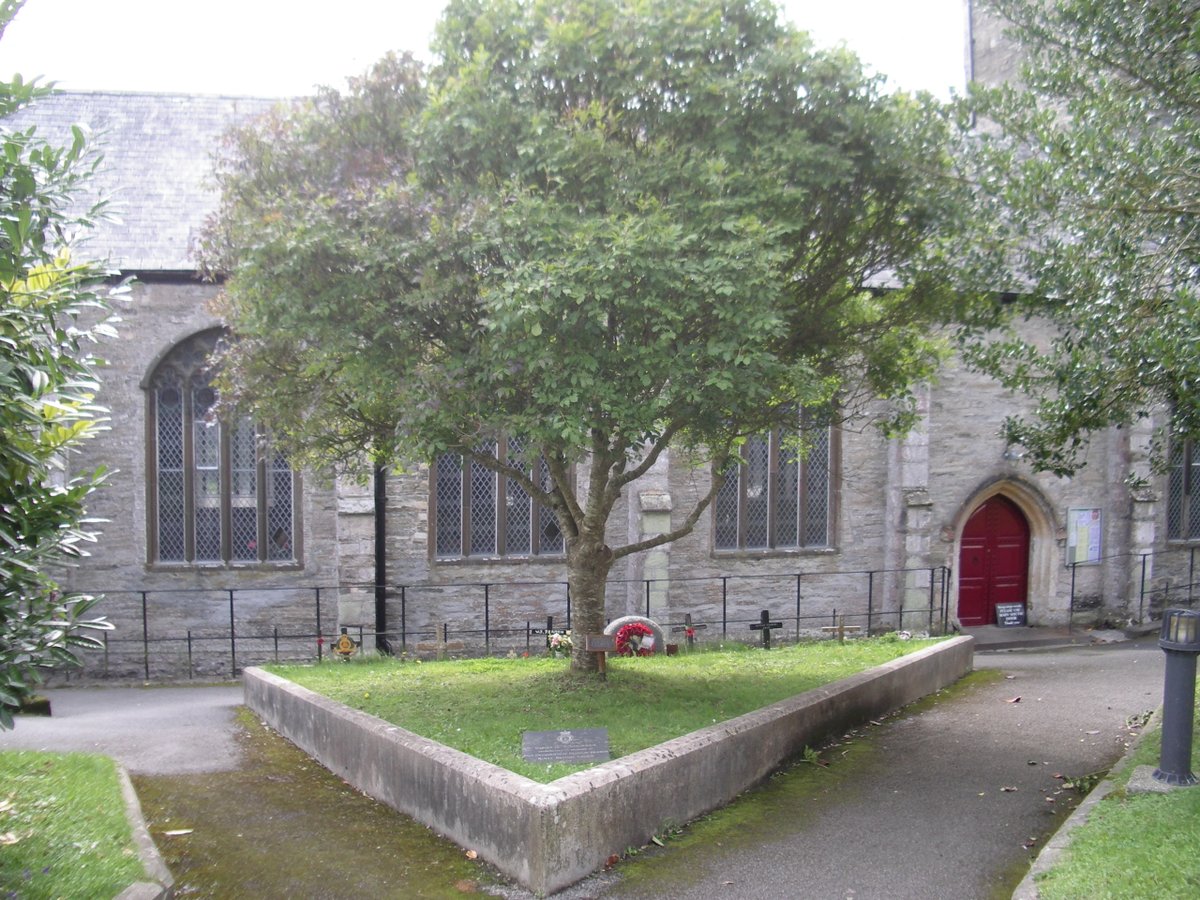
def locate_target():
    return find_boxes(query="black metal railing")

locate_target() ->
[379,566,951,651]
[66,565,952,681]
[1067,545,1200,630]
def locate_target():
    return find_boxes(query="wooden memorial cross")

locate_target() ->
[671,613,709,649]
[820,616,863,644]
[749,609,784,650]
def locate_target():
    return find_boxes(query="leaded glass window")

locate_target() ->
[714,418,834,552]
[469,443,498,556]
[1167,438,1200,542]
[148,330,297,565]
[433,437,564,559]
[435,453,464,557]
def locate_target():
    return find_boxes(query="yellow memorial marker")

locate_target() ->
[334,628,357,659]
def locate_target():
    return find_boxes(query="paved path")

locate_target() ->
[0,640,1168,899]
[0,684,244,774]
[580,638,1165,899]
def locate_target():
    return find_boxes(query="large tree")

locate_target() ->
[958,0,1200,475]
[0,0,114,726]
[204,0,977,673]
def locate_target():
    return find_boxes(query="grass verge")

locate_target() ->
[270,635,940,782]
[0,751,146,899]
[1035,693,1200,899]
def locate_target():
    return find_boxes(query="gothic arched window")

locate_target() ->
[147,330,297,565]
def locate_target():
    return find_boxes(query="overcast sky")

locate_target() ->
[1,1,968,99]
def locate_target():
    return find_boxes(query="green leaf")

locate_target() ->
[0,1,115,724]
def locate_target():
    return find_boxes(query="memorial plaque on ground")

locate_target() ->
[522,728,611,763]
[995,603,1027,627]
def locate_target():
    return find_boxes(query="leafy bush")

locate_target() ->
[0,2,117,727]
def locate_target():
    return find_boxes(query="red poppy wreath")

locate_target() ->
[614,621,656,657]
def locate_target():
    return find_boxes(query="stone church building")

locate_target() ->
[7,5,1197,676]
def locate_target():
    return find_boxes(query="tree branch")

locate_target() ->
[610,456,729,562]
[609,419,683,496]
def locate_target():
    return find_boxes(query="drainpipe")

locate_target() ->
[374,464,392,654]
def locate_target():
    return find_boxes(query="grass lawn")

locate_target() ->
[0,751,146,899]
[1035,690,1200,900]
[270,635,940,782]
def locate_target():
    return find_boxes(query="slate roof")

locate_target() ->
[3,91,284,273]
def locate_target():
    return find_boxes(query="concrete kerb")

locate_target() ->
[114,763,174,900]
[243,635,974,896]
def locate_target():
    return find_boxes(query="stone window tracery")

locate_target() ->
[147,330,297,565]
[432,438,564,560]
[714,417,834,552]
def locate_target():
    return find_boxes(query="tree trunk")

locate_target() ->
[567,534,615,675]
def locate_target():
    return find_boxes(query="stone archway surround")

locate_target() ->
[951,479,1060,628]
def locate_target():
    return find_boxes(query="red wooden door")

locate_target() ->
[958,496,1030,626]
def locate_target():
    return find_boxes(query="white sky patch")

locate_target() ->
[1,0,967,99]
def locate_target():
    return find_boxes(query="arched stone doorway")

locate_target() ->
[953,481,1059,628]
[958,495,1030,626]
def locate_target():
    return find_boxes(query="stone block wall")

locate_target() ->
[56,278,342,678]
[925,339,1154,626]
[57,275,1182,677]
[969,0,1024,88]
[617,331,1175,633]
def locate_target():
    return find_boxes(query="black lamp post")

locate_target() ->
[1153,609,1200,787]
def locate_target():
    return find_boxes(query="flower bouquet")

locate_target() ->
[546,630,572,657]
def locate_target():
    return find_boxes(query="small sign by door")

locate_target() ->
[995,603,1027,627]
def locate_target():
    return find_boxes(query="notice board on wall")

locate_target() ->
[1067,507,1102,565]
